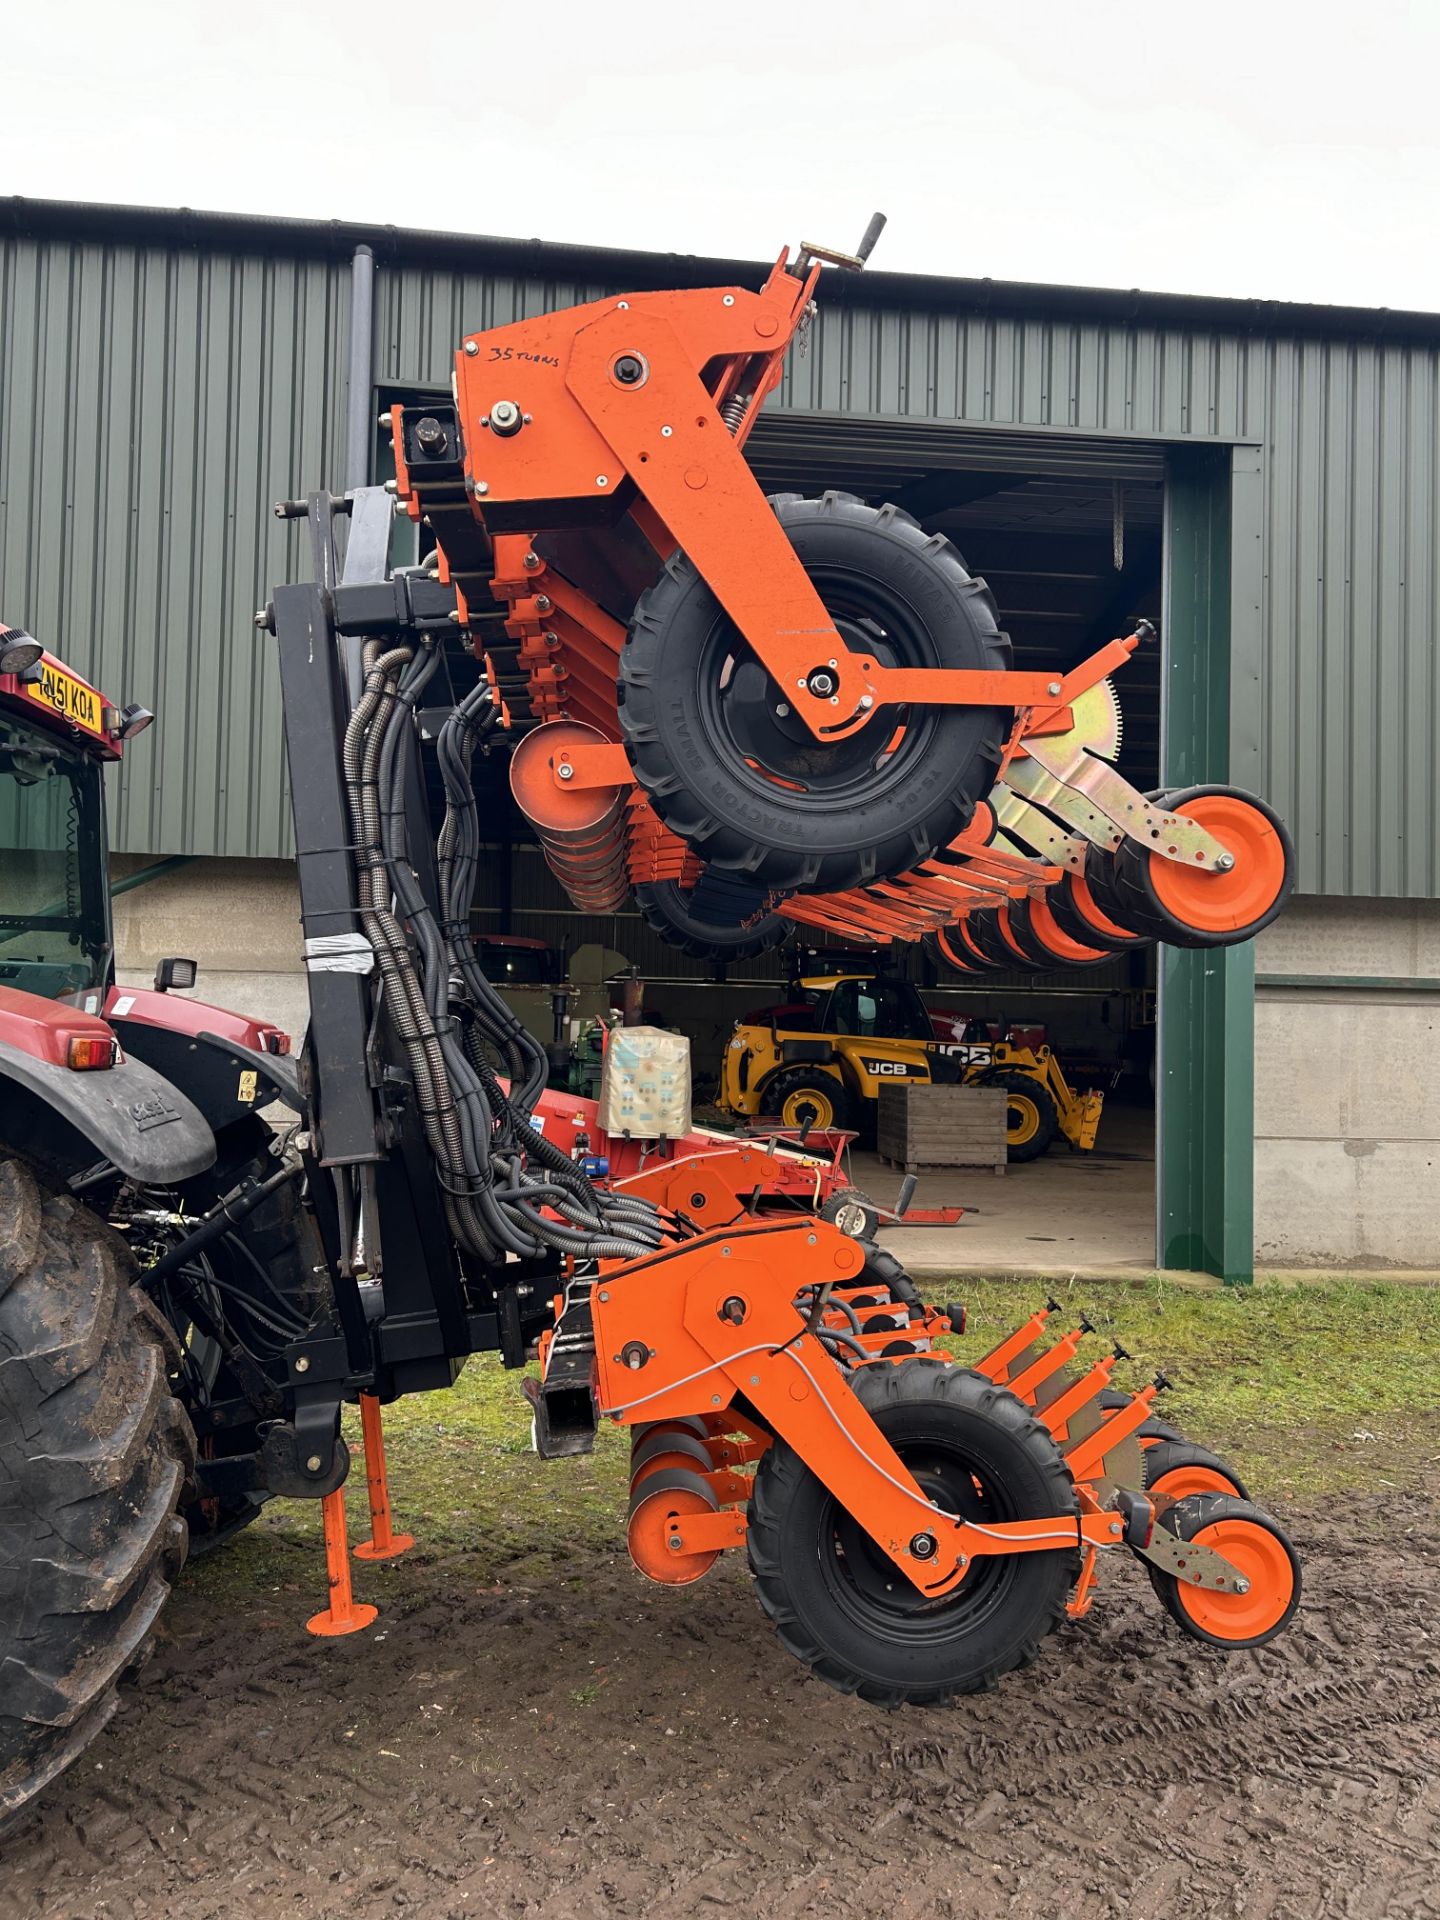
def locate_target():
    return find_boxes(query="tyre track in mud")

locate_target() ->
[2,1497,1436,1920]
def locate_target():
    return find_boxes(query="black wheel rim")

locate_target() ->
[694,570,943,809]
[822,1426,1022,1639]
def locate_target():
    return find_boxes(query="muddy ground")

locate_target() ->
[3,1493,1436,1920]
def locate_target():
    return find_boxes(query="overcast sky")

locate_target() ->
[5,1,1440,311]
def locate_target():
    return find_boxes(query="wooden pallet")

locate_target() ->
[875,1083,1008,1176]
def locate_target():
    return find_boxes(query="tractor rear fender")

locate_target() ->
[0,1038,216,1185]
[101,983,295,1127]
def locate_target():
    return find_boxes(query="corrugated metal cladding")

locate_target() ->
[3,206,1439,898]
[0,230,351,858]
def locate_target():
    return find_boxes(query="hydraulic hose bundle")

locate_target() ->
[342,637,663,1265]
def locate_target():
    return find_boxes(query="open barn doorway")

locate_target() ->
[741,416,1166,1274]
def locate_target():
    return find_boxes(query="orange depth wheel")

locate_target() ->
[1143,1440,1248,1503]
[626,1467,722,1585]
[1027,892,1110,965]
[1151,1495,1301,1649]
[1175,1516,1298,1643]
[1149,1462,1242,1499]
[1142,790,1293,939]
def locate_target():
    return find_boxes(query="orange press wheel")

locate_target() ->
[626,1466,723,1585]
[1054,866,1151,951]
[1147,1492,1301,1649]
[1142,1439,1249,1502]
[1114,785,1295,949]
[629,1426,714,1489]
[631,1414,711,1448]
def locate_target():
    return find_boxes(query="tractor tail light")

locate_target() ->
[261,1030,292,1056]
[67,1034,118,1071]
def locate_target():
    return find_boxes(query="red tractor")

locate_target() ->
[0,624,325,1808]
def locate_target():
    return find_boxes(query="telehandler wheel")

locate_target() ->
[1111,785,1296,949]
[759,1067,856,1136]
[1143,1440,1249,1501]
[747,1360,1078,1703]
[618,493,1012,895]
[1146,1493,1300,1649]
[0,1159,194,1837]
[985,1072,1060,1163]
[633,877,792,961]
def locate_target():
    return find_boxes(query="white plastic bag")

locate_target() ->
[597,1025,692,1140]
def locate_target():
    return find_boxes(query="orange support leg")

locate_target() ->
[306,1488,379,1637]
[353,1391,415,1562]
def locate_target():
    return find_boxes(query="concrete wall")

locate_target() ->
[1254,897,1440,1268]
[110,855,309,1043]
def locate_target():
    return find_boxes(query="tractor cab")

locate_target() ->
[0,636,136,1002]
[0,629,294,1140]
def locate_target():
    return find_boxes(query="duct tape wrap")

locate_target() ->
[304,933,376,974]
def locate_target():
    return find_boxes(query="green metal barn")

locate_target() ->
[2,197,1437,1277]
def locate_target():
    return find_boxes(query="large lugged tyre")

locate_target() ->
[618,493,1012,895]
[632,876,792,961]
[983,1070,1060,1163]
[747,1360,1077,1703]
[756,1066,856,1135]
[0,1159,194,1836]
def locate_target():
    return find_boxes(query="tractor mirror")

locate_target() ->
[154,956,197,993]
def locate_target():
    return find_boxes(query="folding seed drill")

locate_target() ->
[1,216,1298,1831]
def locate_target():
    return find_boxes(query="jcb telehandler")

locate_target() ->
[2,218,1300,1834]
[717,968,1102,1161]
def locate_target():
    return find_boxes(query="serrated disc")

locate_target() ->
[1061,677,1123,762]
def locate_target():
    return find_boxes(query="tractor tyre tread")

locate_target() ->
[618,494,1011,895]
[0,1159,193,1838]
[632,878,792,962]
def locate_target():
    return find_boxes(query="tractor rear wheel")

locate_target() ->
[618,493,1011,895]
[0,1160,193,1837]
[747,1361,1077,1703]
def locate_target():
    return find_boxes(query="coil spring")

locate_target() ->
[720,391,750,435]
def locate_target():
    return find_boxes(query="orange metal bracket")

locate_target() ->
[589,1225,1118,1597]
[353,1392,415,1562]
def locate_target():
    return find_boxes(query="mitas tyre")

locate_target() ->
[0,1159,194,1837]
[747,1360,1077,1703]
[618,493,1012,895]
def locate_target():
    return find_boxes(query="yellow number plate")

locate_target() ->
[26,660,105,736]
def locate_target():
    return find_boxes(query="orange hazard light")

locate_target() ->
[67,1034,117,1071]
